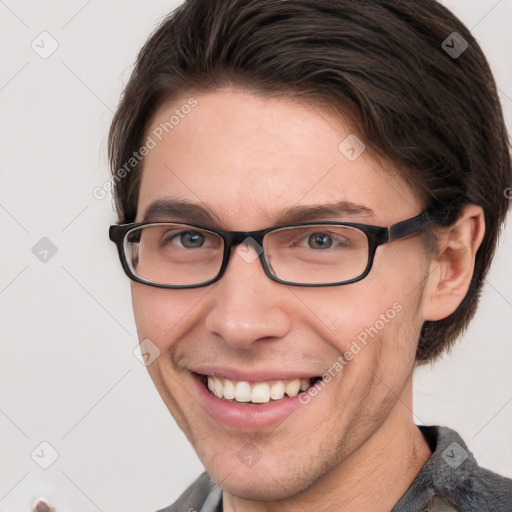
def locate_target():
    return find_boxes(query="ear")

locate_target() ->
[422,204,485,322]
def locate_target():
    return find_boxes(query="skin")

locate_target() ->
[131,89,485,512]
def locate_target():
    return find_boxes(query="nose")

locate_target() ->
[204,244,292,350]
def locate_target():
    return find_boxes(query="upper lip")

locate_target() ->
[191,367,320,382]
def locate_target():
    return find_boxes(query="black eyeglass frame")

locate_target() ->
[109,211,434,289]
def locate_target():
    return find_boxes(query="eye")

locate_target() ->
[176,231,205,248]
[307,233,333,249]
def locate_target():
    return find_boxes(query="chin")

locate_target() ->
[218,474,306,502]
[203,454,316,503]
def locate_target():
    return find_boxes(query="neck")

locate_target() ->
[223,378,432,512]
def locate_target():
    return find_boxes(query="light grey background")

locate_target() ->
[0,1,510,511]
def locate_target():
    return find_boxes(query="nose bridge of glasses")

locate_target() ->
[221,230,269,278]
[220,229,269,257]
[225,229,267,246]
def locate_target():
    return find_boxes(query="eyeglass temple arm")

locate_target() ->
[387,211,433,242]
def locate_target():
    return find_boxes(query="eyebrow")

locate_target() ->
[141,198,375,225]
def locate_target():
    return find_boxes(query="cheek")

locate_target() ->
[288,280,398,343]
[288,246,425,365]
[130,283,206,349]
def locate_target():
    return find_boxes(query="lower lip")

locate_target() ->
[191,373,307,429]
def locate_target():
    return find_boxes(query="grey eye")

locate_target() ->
[308,233,333,249]
[180,231,205,248]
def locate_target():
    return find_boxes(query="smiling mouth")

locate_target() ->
[196,374,322,405]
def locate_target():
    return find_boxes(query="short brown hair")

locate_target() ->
[108,0,511,365]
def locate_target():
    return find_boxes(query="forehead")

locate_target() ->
[137,89,420,228]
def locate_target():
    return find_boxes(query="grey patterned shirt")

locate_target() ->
[156,425,512,512]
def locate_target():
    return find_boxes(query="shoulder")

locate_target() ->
[155,472,219,512]
[394,425,512,511]
[466,465,512,510]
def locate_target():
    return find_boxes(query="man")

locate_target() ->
[108,1,512,510]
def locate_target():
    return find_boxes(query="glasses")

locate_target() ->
[109,211,434,288]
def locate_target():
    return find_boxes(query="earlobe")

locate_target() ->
[422,204,485,322]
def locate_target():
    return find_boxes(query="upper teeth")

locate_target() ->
[207,377,312,404]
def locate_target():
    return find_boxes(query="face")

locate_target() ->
[132,89,430,501]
